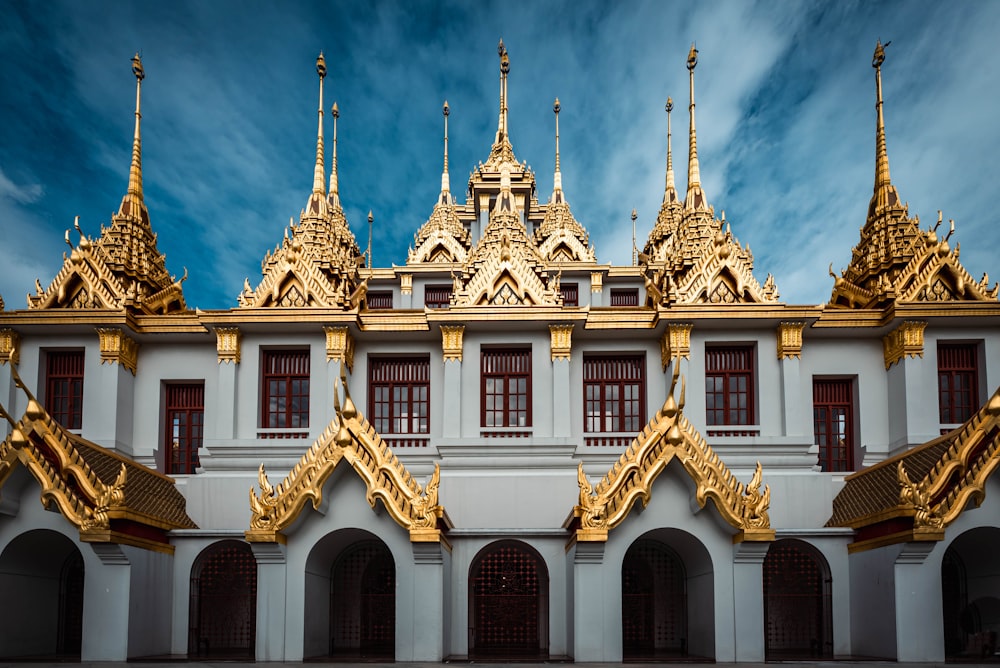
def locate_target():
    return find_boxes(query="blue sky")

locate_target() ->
[1,0,998,309]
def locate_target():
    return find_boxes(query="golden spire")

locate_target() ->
[684,44,707,211]
[439,100,452,204]
[311,53,327,199]
[663,97,678,205]
[496,39,509,146]
[552,97,564,203]
[120,53,145,215]
[868,40,900,218]
[328,101,341,209]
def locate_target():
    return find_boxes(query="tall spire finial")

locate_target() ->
[439,100,452,204]
[684,43,707,211]
[312,53,327,199]
[125,53,145,206]
[873,39,892,195]
[496,38,510,146]
[328,102,341,209]
[663,97,678,205]
[552,97,563,203]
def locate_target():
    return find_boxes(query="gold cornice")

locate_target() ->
[776,322,805,360]
[441,325,464,362]
[882,320,926,369]
[590,271,603,293]
[584,308,658,330]
[359,311,431,331]
[0,329,19,365]
[400,273,413,295]
[660,323,693,369]
[549,324,573,361]
[324,325,355,372]
[215,327,241,364]
[97,328,138,374]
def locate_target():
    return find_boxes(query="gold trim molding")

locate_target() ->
[591,271,603,293]
[882,320,926,369]
[550,324,573,361]
[216,327,242,364]
[776,322,805,360]
[660,323,693,369]
[0,329,19,365]
[441,325,464,362]
[324,326,355,372]
[400,273,413,295]
[97,328,138,375]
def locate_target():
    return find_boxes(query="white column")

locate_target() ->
[571,541,611,660]
[82,544,132,661]
[410,541,448,660]
[894,542,943,661]
[252,542,288,661]
[732,541,769,661]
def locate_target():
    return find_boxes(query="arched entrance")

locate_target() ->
[329,540,395,659]
[622,539,687,660]
[469,540,549,659]
[943,527,1000,661]
[763,539,832,659]
[0,529,84,659]
[188,540,257,658]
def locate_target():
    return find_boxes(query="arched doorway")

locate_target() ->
[0,529,84,659]
[188,540,256,658]
[942,527,1000,661]
[622,539,687,660]
[763,539,832,659]
[469,540,549,659]
[329,539,395,660]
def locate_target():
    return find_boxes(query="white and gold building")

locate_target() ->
[1,41,999,662]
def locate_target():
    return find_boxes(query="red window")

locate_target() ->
[369,357,429,434]
[610,288,639,307]
[482,349,531,428]
[165,383,204,475]
[560,283,579,307]
[424,285,452,309]
[584,355,645,433]
[45,350,85,429]
[366,291,393,310]
[705,346,754,426]
[813,379,854,472]
[262,350,309,428]
[938,343,979,424]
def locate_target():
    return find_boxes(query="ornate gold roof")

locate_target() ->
[451,165,562,307]
[239,55,365,309]
[828,386,1000,552]
[0,366,197,553]
[28,55,186,315]
[247,365,450,545]
[641,49,778,306]
[830,42,998,309]
[566,366,774,544]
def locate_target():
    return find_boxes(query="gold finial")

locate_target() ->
[687,43,698,71]
[497,39,510,144]
[311,53,326,199]
[328,101,340,207]
[664,96,677,204]
[552,97,562,197]
[440,100,451,200]
[131,53,145,81]
[631,208,638,265]
[872,40,893,198]
[367,210,373,269]
[684,44,707,210]
[123,53,145,207]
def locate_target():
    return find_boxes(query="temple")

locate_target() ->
[1,41,999,662]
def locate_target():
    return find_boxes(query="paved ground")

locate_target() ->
[0,662,990,668]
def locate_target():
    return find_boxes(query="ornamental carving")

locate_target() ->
[216,327,242,364]
[776,322,805,360]
[97,328,139,375]
[659,323,693,369]
[591,271,603,293]
[549,324,573,361]
[882,320,926,369]
[567,365,774,545]
[247,364,450,545]
[441,325,464,362]
[400,274,413,295]
[324,326,355,371]
[0,329,19,365]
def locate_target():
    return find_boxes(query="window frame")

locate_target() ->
[481,348,532,429]
[261,349,310,429]
[366,291,394,310]
[583,354,646,434]
[368,356,430,435]
[164,382,205,475]
[609,288,639,307]
[812,377,855,472]
[704,344,756,427]
[424,285,452,309]
[937,342,980,425]
[560,283,579,307]
[45,349,85,429]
